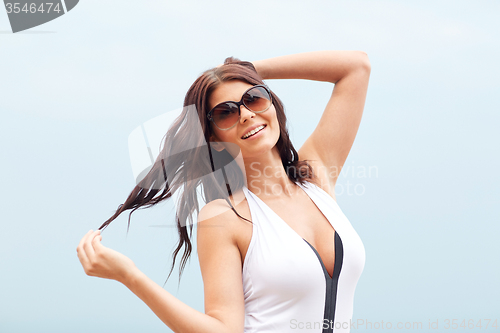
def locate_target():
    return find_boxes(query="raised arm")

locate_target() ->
[252,50,371,197]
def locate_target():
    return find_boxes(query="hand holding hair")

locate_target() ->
[76,230,137,284]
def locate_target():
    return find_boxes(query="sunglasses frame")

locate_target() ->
[207,84,273,130]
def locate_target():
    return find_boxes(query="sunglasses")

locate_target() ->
[207,85,273,130]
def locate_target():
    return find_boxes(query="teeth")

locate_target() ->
[243,125,265,139]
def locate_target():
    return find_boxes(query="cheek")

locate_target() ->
[268,108,280,130]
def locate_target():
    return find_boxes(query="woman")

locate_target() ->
[77,50,371,333]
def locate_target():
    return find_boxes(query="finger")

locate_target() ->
[92,232,103,250]
[76,232,93,268]
[86,230,101,254]
[76,246,90,269]
[77,230,93,254]
[77,230,98,275]
[83,230,99,261]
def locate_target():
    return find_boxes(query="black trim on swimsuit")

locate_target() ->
[303,231,344,332]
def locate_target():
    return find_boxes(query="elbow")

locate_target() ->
[357,51,371,73]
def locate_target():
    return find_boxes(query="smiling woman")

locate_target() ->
[76,50,371,333]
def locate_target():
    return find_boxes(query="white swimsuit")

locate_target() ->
[241,181,366,333]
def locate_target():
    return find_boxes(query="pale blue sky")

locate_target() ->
[1,1,499,332]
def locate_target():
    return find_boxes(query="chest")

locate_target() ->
[234,194,336,278]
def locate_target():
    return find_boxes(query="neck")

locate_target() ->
[242,146,298,199]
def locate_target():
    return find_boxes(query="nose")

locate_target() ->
[239,105,256,124]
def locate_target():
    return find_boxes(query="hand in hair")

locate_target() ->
[76,230,137,284]
[215,57,258,72]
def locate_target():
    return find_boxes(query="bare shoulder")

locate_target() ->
[197,189,250,228]
[198,199,235,222]
[197,197,238,229]
[197,198,242,253]
[197,190,252,255]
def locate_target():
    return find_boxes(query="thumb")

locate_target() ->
[92,235,103,247]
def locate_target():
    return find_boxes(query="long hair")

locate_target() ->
[98,57,318,284]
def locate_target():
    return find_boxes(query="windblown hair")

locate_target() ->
[98,57,318,284]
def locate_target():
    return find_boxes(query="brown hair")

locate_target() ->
[98,57,317,285]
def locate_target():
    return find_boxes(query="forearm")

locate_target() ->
[122,268,231,333]
[252,50,370,83]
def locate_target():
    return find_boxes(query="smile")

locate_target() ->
[242,125,266,139]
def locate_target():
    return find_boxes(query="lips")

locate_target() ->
[242,124,266,139]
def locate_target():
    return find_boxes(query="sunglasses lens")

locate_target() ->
[209,86,272,130]
[243,86,272,112]
[211,103,240,129]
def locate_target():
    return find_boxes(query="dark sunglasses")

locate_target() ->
[207,85,273,130]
